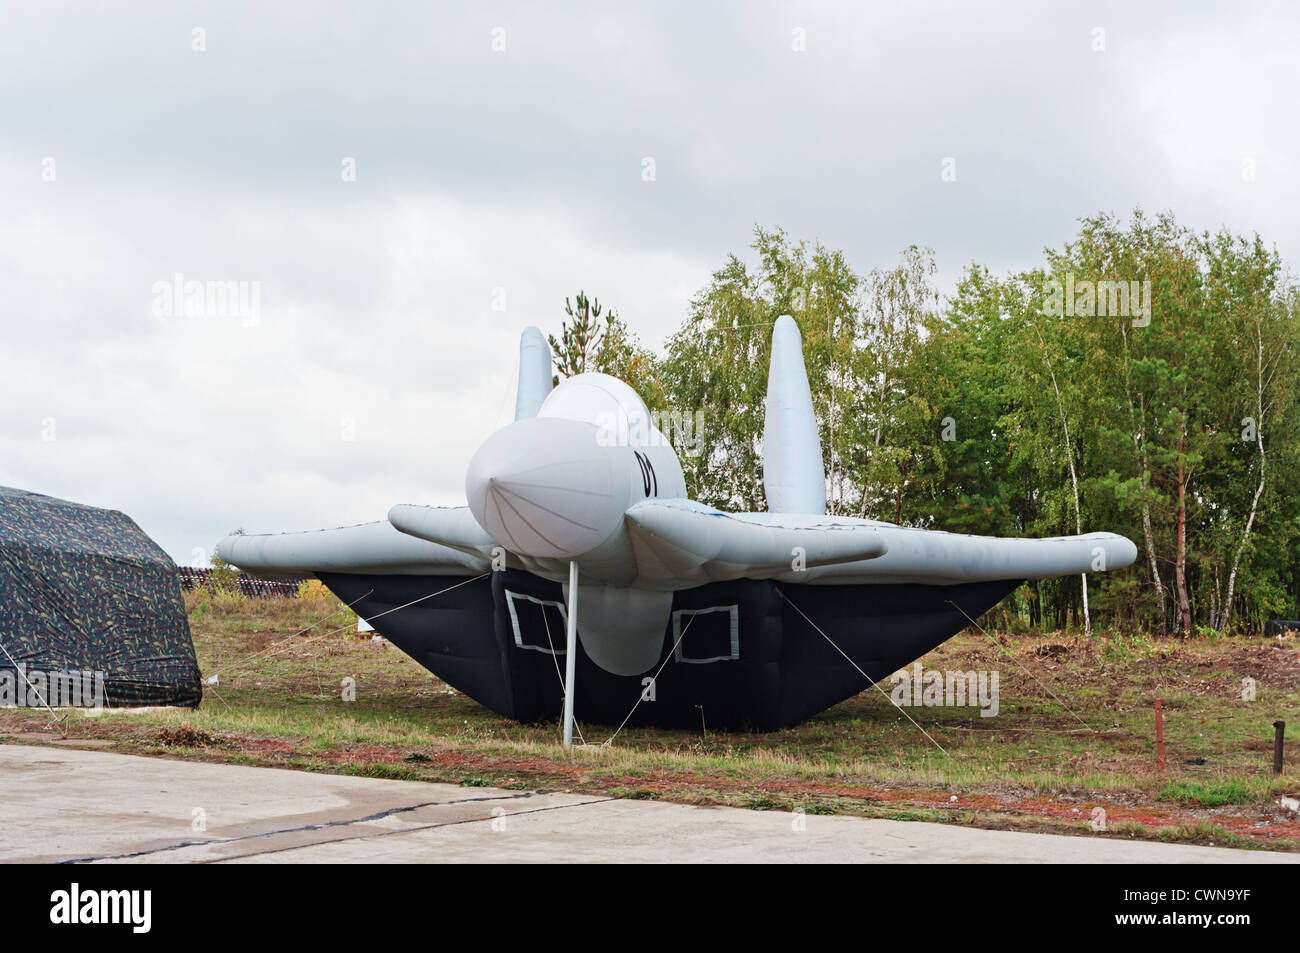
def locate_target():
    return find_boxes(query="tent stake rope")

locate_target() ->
[284,587,376,639]
[203,574,490,687]
[201,586,376,685]
[776,587,950,759]
[599,610,699,749]
[0,635,66,730]
[945,599,1096,733]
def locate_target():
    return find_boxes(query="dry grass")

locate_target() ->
[2,590,1298,849]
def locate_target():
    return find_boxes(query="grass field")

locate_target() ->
[3,583,1298,850]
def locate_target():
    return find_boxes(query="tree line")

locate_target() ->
[551,211,1300,636]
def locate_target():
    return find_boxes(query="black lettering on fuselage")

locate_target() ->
[633,451,657,497]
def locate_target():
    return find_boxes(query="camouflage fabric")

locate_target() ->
[0,486,201,707]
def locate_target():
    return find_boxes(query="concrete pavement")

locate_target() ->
[1,744,1295,863]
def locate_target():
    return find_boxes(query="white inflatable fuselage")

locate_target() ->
[466,373,686,673]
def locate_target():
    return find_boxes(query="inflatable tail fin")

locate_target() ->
[763,315,826,515]
[514,326,553,420]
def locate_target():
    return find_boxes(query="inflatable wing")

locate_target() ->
[848,526,1138,586]
[386,503,531,572]
[736,517,1138,587]
[214,521,489,580]
[625,498,887,587]
[387,504,498,559]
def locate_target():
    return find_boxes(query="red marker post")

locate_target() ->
[1155,699,1165,772]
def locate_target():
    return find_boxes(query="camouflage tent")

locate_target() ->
[0,487,201,708]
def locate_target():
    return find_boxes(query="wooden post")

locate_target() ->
[1155,699,1165,772]
[1274,720,1286,776]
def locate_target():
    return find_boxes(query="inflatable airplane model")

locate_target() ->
[218,316,1136,735]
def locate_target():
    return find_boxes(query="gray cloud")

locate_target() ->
[1,1,1296,561]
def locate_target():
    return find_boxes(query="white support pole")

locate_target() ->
[562,560,579,750]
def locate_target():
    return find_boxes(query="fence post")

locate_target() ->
[1155,699,1165,772]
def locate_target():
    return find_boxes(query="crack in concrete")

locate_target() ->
[57,790,598,864]
[201,797,617,863]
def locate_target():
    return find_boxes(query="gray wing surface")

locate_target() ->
[786,523,1138,585]
[624,499,888,587]
[387,504,499,559]
[624,500,1137,587]
[215,521,489,580]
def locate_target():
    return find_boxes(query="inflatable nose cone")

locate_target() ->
[466,417,625,559]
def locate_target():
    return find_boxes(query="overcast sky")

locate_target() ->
[2,1,1296,563]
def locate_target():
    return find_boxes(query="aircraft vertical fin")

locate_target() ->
[514,326,553,420]
[763,315,826,515]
